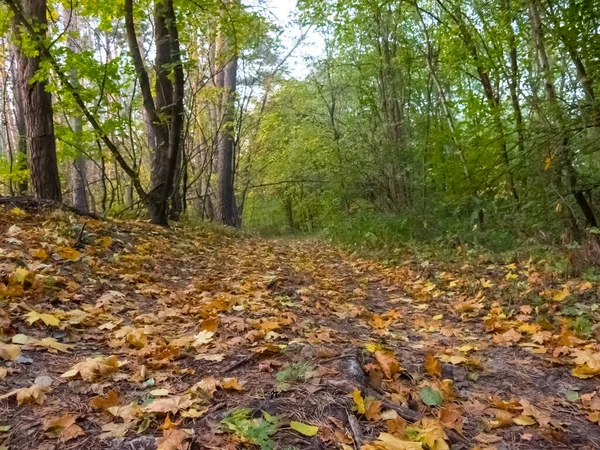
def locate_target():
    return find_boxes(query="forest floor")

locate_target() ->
[1,207,600,450]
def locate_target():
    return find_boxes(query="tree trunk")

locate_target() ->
[13,0,61,201]
[215,0,239,226]
[124,0,184,225]
[9,47,27,195]
[529,0,597,228]
[62,7,89,211]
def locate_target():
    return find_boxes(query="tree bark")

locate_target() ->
[62,7,89,212]
[215,0,239,226]
[8,46,27,195]
[124,0,184,225]
[12,0,61,201]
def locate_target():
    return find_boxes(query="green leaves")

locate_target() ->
[419,386,444,407]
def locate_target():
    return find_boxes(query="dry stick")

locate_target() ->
[224,353,256,373]
[346,411,364,449]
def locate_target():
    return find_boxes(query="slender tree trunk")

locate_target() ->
[529,0,597,227]
[12,0,61,201]
[124,0,184,225]
[9,47,27,194]
[62,7,88,211]
[215,0,239,226]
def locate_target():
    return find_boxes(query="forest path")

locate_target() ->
[1,209,600,450]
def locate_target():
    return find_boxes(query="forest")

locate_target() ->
[0,0,598,251]
[2,0,600,450]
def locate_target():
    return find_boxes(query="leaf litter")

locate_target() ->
[1,208,600,449]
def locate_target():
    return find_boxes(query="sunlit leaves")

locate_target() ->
[25,310,61,327]
[61,355,121,381]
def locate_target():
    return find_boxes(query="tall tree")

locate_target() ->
[124,0,184,225]
[12,0,61,201]
[62,7,88,211]
[214,0,240,226]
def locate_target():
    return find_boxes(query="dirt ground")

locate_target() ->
[1,208,600,450]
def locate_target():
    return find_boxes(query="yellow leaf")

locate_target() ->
[37,337,73,353]
[220,377,244,391]
[0,343,21,361]
[513,415,536,426]
[126,329,148,348]
[290,420,319,436]
[432,314,443,321]
[572,364,600,379]
[352,388,366,414]
[553,287,570,302]
[545,155,554,171]
[9,207,26,217]
[365,342,384,353]
[181,407,208,418]
[438,355,467,365]
[31,248,48,260]
[10,267,31,285]
[25,310,60,327]
[370,432,424,449]
[58,246,81,260]
[480,279,493,288]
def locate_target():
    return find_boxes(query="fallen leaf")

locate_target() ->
[352,388,366,414]
[290,420,319,436]
[474,433,502,444]
[375,351,401,379]
[0,343,21,361]
[61,355,120,381]
[419,386,443,406]
[89,390,121,410]
[145,395,193,415]
[220,378,244,391]
[157,429,191,450]
[58,247,81,260]
[424,352,441,377]
[25,311,60,327]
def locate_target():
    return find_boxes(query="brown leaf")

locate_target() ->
[364,398,382,421]
[200,317,218,332]
[258,360,283,372]
[424,352,441,377]
[145,395,193,415]
[89,390,121,411]
[61,355,120,381]
[43,414,85,442]
[375,351,401,379]
[157,429,192,450]
[0,343,20,361]
[474,433,503,444]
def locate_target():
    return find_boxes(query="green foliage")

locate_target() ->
[275,363,312,392]
[221,409,280,450]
